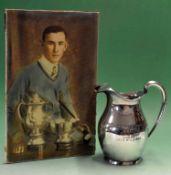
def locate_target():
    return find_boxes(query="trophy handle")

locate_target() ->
[17,102,26,124]
[143,80,167,137]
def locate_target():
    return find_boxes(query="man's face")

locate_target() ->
[42,32,67,64]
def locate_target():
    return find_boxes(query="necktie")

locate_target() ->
[51,66,57,79]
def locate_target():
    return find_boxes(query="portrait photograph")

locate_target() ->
[5,9,99,163]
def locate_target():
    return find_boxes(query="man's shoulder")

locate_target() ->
[59,63,68,74]
[16,62,39,79]
[22,62,39,73]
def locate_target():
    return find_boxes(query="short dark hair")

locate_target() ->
[42,25,67,41]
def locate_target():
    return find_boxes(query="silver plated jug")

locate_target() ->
[96,81,167,165]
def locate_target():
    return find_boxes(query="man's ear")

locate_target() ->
[64,41,68,51]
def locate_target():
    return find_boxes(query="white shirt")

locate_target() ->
[38,55,58,79]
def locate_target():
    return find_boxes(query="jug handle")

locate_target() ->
[143,81,167,137]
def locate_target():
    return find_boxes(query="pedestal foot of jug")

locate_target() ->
[104,156,142,166]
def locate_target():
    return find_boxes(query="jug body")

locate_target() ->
[98,102,148,165]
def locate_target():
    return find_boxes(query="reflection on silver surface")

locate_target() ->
[103,131,147,162]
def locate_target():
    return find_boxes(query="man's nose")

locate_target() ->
[53,44,59,52]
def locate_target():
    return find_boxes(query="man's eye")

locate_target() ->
[46,41,54,45]
[58,42,64,45]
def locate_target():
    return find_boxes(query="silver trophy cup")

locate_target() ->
[17,93,52,147]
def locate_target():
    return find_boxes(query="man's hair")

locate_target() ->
[42,25,67,41]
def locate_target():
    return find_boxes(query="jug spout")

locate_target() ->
[95,84,115,94]
[95,84,119,106]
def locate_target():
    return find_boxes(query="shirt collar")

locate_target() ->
[38,55,58,78]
